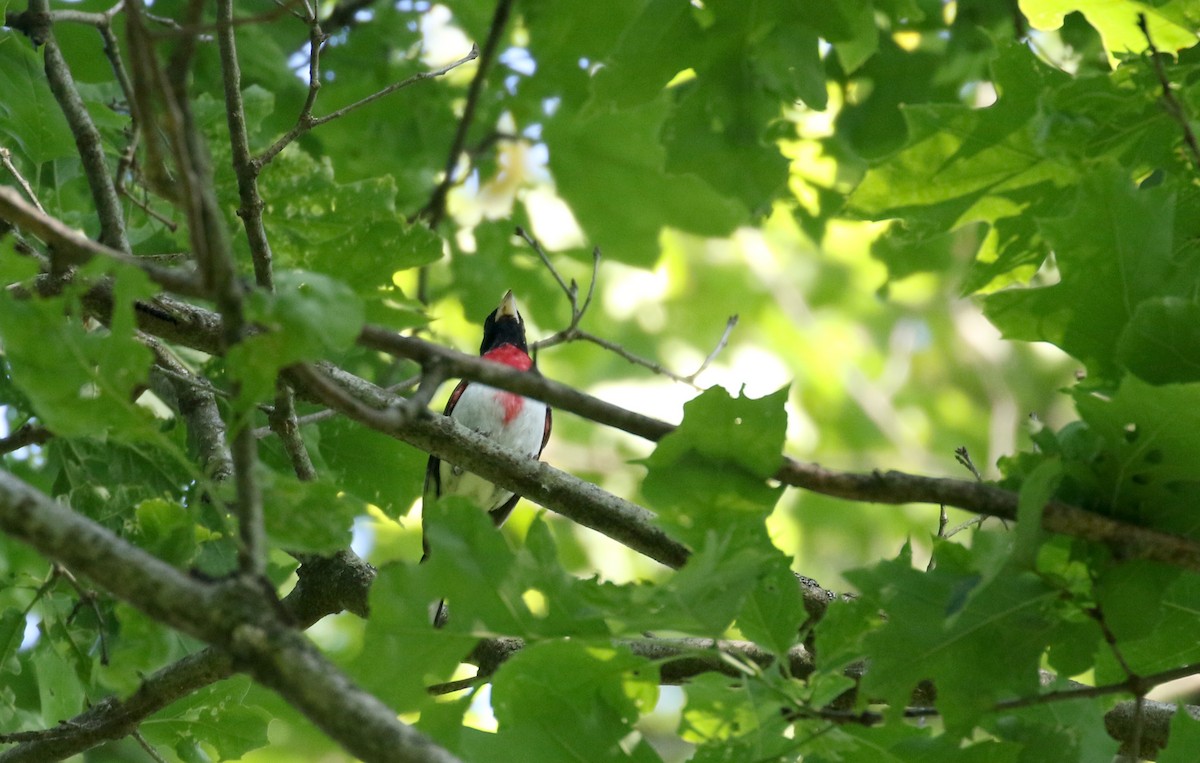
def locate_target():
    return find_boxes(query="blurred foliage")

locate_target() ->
[2,0,1200,761]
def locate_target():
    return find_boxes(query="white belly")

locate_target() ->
[439,382,547,514]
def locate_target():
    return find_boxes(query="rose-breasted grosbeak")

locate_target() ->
[422,290,552,567]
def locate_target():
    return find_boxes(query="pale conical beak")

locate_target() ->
[497,290,518,318]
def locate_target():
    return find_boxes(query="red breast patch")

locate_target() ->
[483,344,533,371]
[498,391,524,423]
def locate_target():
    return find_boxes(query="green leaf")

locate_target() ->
[1095,560,1180,643]
[259,470,362,553]
[1158,707,1200,763]
[641,385,787,545]
[0,41,76,164]
[680,672,794,761]
[1013,459,1061,567]
[227,269,364,405]
[735,559,805,657]
[985,165,1188,380]
[33,645,85,726]
[349,561,475,712]
[0,609,24,669]
[132,498,197,568]
[0,268,156,439]
[142,678,271,761]
[255,147,442,286]
[545,97,745,265]
[648,385,788,479]
[1118,297,1200,384]
[1020,0,1200,57]
[482,640,658,763]
[1074,377,1200,537]
[849,541,1061,731]
[316,417,427,519]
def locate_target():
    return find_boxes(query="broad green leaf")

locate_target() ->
[0,41,76,164]
[1095,571,1200,679]
[680,672,795,761]
[142,678,271,761]
[642,385,787,545]
[349,561,475,712]
[1013,459,1061,567]
[1095,560,1180,642]
[587,0,704,109]
[0,609,24,669]
[849,542,1061,731]
[1074,377,1200,537]
[647,385,788,479]
[481,640,659,763]
[131,498,197,568]
[1118,297,1200,384]
[850,43,1071,224]
[257,146,443,277]
[259,470,362,553]
[316,417,427,519]
[545,96,745,266]
[0,269,156,439]
[33,644,85,726]
[735,559,805,657]
[227,269,364,405]
[985,165,1187,380]
[1159,707,1200,763]
[1021,0,1200,57]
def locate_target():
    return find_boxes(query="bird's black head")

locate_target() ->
[480,290,528,354]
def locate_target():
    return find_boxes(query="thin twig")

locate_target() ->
[0,147,44,213]
[418,0,513,229]
[1138,13,1200,172]
[0,423,53,455]
[415,0,514,304]
[0,186,204,297]
[132,731,168,763]
[256,46,479,168]
[55,564,110,666]
[251,375,421,439]
[954,446,984,482]
[684,314,737,383]
[518,227,734,384]
[271,381,317,481]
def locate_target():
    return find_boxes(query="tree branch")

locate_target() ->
[0,470,460,763]
[30,0,129,254]
[0,549,375,762]
[256,46,479,168]
[417,0,512,230]
[286,362,693,571]
[216,0,275,290]
[357,326,1200,573]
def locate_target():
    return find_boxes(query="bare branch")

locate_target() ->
[685,313,738,383]
[0,187,203,295]
[517,228,733,384]
[0,423,52,455]
[0,470,459,763]
[416,0,514,231]
[0,147,44,213]
[28,0,129,254]
[287,362,692,570]
[355,326,1200,574]
[145,336,235,482]
[270,382,317,481]
[257,46,480,167]
[216,0,275,290]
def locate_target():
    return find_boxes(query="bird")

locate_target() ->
[422,290,552,622]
